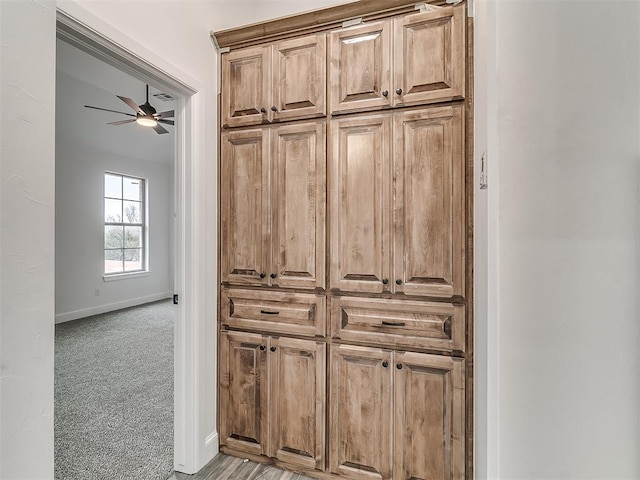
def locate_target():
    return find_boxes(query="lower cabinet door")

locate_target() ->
[269,337,326,470]
[329,344,392,480]
[219,331,269,456]
[394,352,465,480]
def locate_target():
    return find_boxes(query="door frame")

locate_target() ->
[55,8,212,474]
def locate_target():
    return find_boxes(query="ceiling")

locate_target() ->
[56,38,175,164]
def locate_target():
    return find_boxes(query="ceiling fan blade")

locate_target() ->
[154,110,174,119]
[117,95,144,115]
[152,123,170,135]
[107,119,137,126]
[158,119,174,126]
[85,105,135,117]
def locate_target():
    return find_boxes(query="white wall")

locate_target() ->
[55,72,173,323]
[477,0,640,478]
[0,1,56,479]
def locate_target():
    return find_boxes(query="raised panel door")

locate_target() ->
[394,352,465,480]
[329,21,392,114]
[221,129,270,286]
[222,46,270,127]
[330,115,391,294]
[271,122,326,289]
[269,337,326,471]
[219,331,269,456]
[272,34,326,122]
[329,345,392,480]
[393,105,464,298]
[393,6,465,107]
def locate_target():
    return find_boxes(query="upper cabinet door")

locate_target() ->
[272,34,327,122]
[271,121,326,289]
[393,6,465,107]
[393,105,464,298]
[221,129,270,286]
[330,114,391,294]
[329,21,392,114]
[222,46,270,128]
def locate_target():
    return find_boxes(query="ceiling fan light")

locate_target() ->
[136,115,157,127]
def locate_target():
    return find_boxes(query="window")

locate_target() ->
[104,172,147,275]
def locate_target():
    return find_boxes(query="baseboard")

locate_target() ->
[55,292,172,324]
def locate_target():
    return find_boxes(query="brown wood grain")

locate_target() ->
[212,0,449,50]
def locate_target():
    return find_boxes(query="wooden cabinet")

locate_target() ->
[330,345,465,480]
[220,331,326,470]
[329,6,465,114]
[221,121,326,289]
[330,104,464,298]
[222,33,326,127]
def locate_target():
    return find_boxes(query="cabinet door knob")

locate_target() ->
[382,90,389,97]
[382,361,389,368]
[396,363,403,370]
[270,273,277,279]
[271,106,278,112]
[395,279,403,285]
[396,88,403,95]
[259,345,266,351]
[260,107,267,114]
[382,278,389,285]
[270,346,277,352]
[260,272,266,279]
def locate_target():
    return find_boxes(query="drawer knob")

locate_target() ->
[260,272,266,279]
[395,279,403,285]
[396,88,403,95]
[382,90,389,97]
[271,106,278,112]
[259,345,266,351]
[270,273,277,279]
[382,278,389,285]
[260,107,267,114]
[270,346,277,352]
[396,363,403,370]
[382,361,389,368]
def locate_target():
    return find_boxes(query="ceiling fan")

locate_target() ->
[84,85,174,135]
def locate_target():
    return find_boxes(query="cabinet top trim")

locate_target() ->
[211,0,453,50]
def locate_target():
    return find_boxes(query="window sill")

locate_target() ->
[103,271,150,282]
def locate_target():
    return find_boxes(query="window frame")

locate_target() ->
[103,171,149,276]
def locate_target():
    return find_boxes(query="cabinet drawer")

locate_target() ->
[330,296,464,352]
[222,288,326,337]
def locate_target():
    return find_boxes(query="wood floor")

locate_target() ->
[169,454,315,480]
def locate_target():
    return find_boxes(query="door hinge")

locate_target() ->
[173,294,179,305]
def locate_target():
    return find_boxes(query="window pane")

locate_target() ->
[105,198,122,222]
[123,201,142,223]
[124,248,142,271]
[105,174,122,198]
[105,226,124,248]
[123,177,142,201]
[105,249,123,273]
[124,226,142,248]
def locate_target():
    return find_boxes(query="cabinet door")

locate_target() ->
[329,21,392,114]
[393,105,464,298]
[219,331,269,456]
[271,122,326,289]
[272,34,326,122]
[330,115,391,293]
[270,338,326,470]
[329,345,392,480]
[221,129,270,286]
[222,46,270,127]
[393,6,465,107]
[394,352,465,480]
